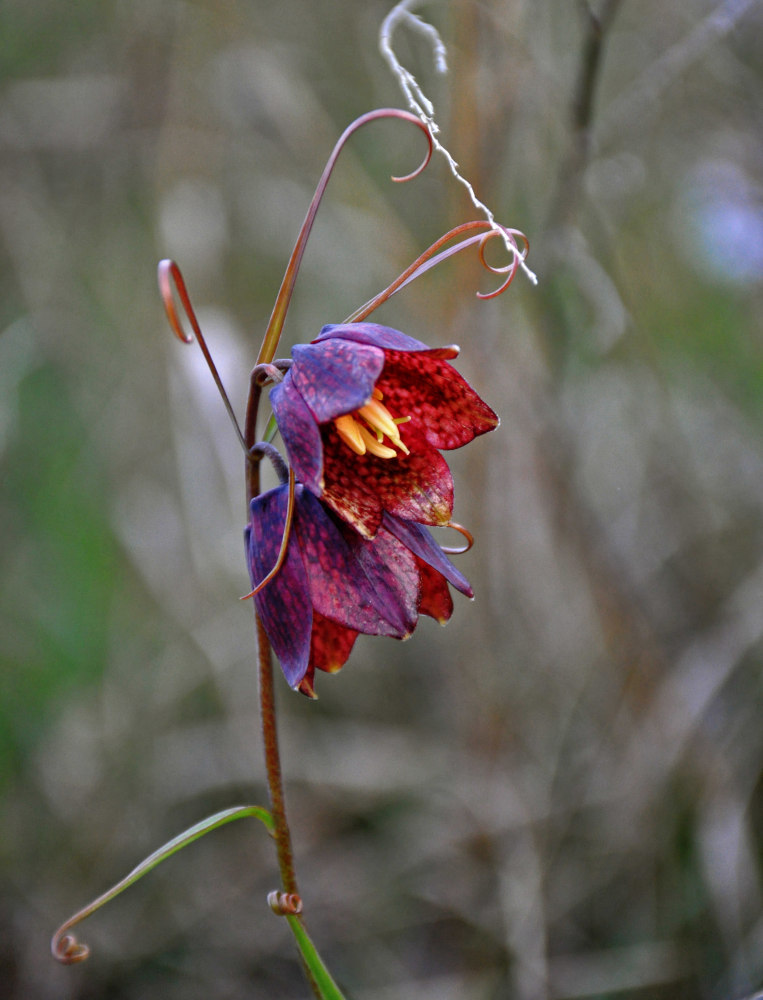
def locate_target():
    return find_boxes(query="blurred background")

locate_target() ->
[2,0,763,997]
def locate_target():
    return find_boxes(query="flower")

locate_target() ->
[269,323,498,538]
[245,482,473,696]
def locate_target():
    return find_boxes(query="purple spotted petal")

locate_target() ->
[247,488,311,688]
[270,377,324,493]
[294,488,409,637]
[382,513,473,598]
[341,521,419,636]
[290,339,384,422]
[315,322,458,360]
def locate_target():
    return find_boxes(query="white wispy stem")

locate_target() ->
[379,0,538,285]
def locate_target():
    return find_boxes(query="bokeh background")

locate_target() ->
[2,1,763,997]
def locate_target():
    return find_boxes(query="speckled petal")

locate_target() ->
[378,350,498,450]
[246,488,311,688]
[321,421,453,535]
[314,322,458,360]
[382,513,473,597]
[310,612,359,673]
[290,339,384,422]
[342,523,419,637]
[294,488,408,637]
[297,616,360,697]
[270,378,323,493]
[415,558,454,623]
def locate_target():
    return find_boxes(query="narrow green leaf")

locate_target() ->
[263,412,279,443]
[286,915,349,1000]
[53,805,274,964]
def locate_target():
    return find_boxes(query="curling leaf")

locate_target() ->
[52,805,274,964]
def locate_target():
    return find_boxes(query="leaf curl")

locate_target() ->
[52,805,275,965]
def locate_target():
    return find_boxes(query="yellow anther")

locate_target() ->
[359,399,399,440]
[357,423,397,459]
[334,413,367,455]
[332,389,410,460]
[358,399,411,455]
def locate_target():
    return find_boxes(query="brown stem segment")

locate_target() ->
[256,612,299,897]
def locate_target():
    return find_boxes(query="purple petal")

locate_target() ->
[294,489,410,637]
[290,339,384,422]
[315,322,459,360]
[343,524,419,636]
[382,513,473,597]
[270,377,323,493]
[247,488,312,688]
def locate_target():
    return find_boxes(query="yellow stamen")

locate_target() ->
[358,399,399,441]
[357,424,397,459]
[332,389,410,460]
[334,413,367,455]
[358,399,411,455]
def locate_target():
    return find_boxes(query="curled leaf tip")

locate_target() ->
[474,226,530,300]
[157,259,194,345]
[158,258,249,453]
[52,805,275,968]
[52,930,90,966]
[441,521,474,555]
[389,114,433,182]
[268,890,304,916]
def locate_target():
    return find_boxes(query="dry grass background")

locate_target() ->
[2,1,763,997]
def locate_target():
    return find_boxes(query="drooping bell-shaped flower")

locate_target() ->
[245,482,472,696]
[269,322,498,538]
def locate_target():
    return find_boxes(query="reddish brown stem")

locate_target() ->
[256,613,299,897]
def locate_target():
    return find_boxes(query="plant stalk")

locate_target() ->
[256,611,299,897]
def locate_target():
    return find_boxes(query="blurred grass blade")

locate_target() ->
[286,915,349,999]
[52,805,275,964]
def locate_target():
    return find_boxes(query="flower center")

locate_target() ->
[333,387,411,460]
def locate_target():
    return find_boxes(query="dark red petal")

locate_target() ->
[321,422,453,534]
[415,557,454,623]
[381,513,473,597]
[291,339,384,422]
[310,612,359,673]
[299,615,360,696]
[247,489,312,689]
[297,669,317,698]
[320,476,383,539]
[294,489,409,637]
[314,322,458,360]
[379,350,498,450]
[270,378,323,494]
